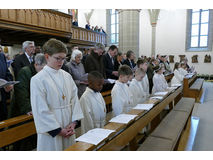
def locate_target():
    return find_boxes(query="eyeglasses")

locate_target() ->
[52,56,66,62]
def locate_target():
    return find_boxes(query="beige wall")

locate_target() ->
[139,9,213,75]
[78,9,106,31]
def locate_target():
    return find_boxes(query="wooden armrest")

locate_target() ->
[0,115,33,129]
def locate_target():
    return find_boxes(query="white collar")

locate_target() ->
[25,52,32,62]
[44,65,60,74]
[108,52,112,59]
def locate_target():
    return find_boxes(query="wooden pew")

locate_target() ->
[101,90,112,113]
[183,74,204,102]
[65,86,183,151]
[137,97,196,151]
[165,73,174,83]
[177,103,200,151]
[0,115,36,148]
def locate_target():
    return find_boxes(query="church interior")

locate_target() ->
[1,2,213,155]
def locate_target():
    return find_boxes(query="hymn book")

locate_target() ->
[75,128,115,145]
[109,114,138,124]
[0,78,19,88]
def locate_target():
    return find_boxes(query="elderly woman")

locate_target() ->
[66,49,88,98]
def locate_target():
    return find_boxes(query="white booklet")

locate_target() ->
[109,114,138,124]
[154,91,168,96]
[0,78,19,88]
[107,79,116,84]
[150,96,164,100]
[133,104,154,110]
[167,86,178,90]
[75,128,115,145]
[171,84,182,87]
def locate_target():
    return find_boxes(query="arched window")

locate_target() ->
[186,9,213,51]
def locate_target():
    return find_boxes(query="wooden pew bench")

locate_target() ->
[137,97,195,151]
[0,115,36,149]
[183,75,204,103]
[177,103,200,151]
[65,86,183,151]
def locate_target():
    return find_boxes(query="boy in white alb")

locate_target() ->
[30,39,84,151]
[179,62,188,77]
[137,59,150,96]
[171,62,184,85]
[152,64,168,94]
[80,71,106,134]
[111,65,134,116]
[129,68,147,107]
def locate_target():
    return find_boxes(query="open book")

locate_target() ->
[0,78,19,88]
[75,128,115,145]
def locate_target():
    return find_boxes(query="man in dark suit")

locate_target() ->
[0,52,13,121]
[12,41,35,79]
[102,45,118,79]
[85,22,91,30]
[123,50,136,69]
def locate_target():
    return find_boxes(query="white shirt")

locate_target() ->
[141,74,150,95]
[129,78,147,107]
[80,87,106,134]
[179,68,188,77]
[30,65,83,151]
[25,52,33,63]
[111,80,134,116]
[152,73,168,94]
[171,69,184,85]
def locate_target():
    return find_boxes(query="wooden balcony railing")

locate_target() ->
[0,9,72,38]
[0,9,107,46]
[71,26,107,46]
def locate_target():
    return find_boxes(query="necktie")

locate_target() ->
[29,57,33,63]
[130,60,133,68]
[111,57,114,66]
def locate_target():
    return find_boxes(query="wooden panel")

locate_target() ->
[0,121,36,148]
[8,9,16,21]
[17,9,26,24]
[31,10,38,26]
[0,9,72,36]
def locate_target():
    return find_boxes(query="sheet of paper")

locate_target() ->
[75,128,115,145]
[109,114,138,124]
[0,78,19,88]
[154,91,168,96]
[150,96,164,100]
[133,104,154,110]
[107,79,116,84]
[171,84,182,87]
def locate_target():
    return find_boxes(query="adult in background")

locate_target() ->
[85,43,106,78]
[12,41,35,79]
[114,51,123,71]
[147,58,159,94]
[66,49,88,98]
[0,52,13,121]
[9,53,46,151]
[102,45,118,79]
[10,53,47,117]
[123,50,136,69]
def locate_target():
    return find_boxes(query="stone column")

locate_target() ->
[148,9,160,57]
[151,23,157,57]
[118,9,140,58]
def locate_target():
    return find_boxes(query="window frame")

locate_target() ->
[109,9,119,46]
[186,9,213,52]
